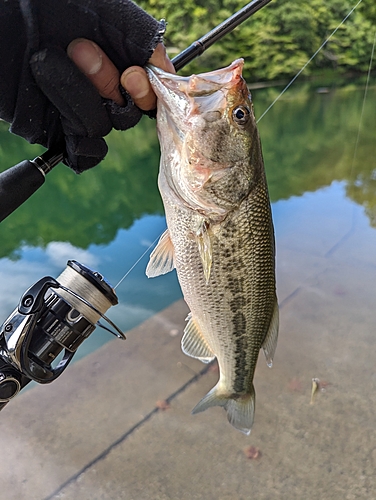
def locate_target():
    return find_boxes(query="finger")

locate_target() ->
[120,66,156,111]
[120,43,175,111]
[67,38,124,106]
[149,43,176,74]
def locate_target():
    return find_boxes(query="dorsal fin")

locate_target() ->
[146,229,175,278]
[181,313,215,363]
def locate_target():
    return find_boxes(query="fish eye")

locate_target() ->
[232,106,250,125]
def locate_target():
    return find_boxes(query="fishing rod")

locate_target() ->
[172,0,273,71]
[0,0,272,223]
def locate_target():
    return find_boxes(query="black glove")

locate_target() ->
[0,0,165,172]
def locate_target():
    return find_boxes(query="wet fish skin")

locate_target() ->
[146,60,278,434]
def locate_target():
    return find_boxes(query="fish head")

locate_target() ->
[146,60,262,217]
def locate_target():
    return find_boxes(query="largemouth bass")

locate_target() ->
[146,60,278,435]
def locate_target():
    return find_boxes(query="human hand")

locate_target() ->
[67,40,175,111]
[5,0,166,173]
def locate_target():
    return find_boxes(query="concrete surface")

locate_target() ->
[0,183,376,500]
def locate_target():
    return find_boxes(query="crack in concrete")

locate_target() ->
[44,363,210,500]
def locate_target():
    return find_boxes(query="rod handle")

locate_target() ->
[0,160,46,222]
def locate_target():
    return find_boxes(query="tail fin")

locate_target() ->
[191,384,255,435]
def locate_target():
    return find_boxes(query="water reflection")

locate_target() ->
[0,117,163,257]
[1,81,375,256]
[0,117,183,354]
[254,81,376,203]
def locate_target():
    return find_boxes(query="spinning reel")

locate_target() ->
[0,260,125,410]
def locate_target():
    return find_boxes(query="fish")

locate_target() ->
[145,59,278,435]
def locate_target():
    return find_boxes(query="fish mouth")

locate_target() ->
[146,60,249,217]
[146,58,244,87]
[146,66,190,119]
[146,59,245,118]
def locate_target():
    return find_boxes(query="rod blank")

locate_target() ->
[172,0,273,71]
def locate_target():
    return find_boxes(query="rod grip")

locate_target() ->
[0,160,45,222]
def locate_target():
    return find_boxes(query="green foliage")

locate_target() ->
[138,0,375,82]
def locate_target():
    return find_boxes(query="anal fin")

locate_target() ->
[262,299,279,368]
[182,313,215,363]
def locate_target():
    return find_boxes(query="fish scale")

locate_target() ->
[146,59,278,434]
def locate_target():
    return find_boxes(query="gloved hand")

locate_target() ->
[0,0,165,173]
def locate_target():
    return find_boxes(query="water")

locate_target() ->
[0,78,375,359]
[0,117,183,359]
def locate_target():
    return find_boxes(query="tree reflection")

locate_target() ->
[256,81,376,204]
[0,117,163,258]
[0,80,375,258]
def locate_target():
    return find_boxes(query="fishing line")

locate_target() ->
[113,0,366,289]
[348,28,376,180]
[256,0,364,123]
[114,234,161,289]
[339,27,376,246]
[325,29,375,258]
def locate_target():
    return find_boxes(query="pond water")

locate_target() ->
[0,76,374,361]
[0,75,375,498]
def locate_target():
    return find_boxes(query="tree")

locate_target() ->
[138,0,374,82]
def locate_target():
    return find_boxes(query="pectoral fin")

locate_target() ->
[181,313,215,363]
[195,221,213,284]
[146,229,175,278]
[262,299,279,368]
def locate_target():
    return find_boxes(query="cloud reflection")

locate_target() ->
[45,242,100,269]
[0,241,100,320]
